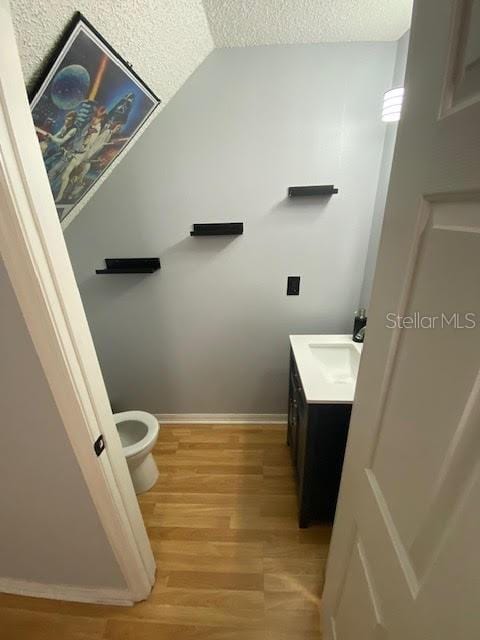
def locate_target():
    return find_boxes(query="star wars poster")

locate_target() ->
[30,14,159,225]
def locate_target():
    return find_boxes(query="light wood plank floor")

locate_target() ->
[0,424,331,639]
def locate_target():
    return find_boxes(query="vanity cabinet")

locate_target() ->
[287,349,352,527]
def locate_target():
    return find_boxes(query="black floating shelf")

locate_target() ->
[190,222,243,236]
[96,257,160,274]
[288,185,338,197]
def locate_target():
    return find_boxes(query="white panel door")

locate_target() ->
[322,1,480,638]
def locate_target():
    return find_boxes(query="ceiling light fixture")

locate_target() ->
[382,87,404,122]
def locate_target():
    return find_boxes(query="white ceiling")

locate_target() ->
[202,0,413,47]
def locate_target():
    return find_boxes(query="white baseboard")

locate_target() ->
[0,577,133,606]
[155,413,287,424]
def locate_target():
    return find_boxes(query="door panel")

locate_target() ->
[333,537,386,640]
[323,1,480,638]
[415,471,480,637]
[372,196,480,549]
[443,0,480,113]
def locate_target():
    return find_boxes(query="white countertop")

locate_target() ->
[289,334,363,404]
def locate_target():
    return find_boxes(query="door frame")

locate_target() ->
[0,0,154,603]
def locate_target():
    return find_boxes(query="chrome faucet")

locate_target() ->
[354,325,366,343]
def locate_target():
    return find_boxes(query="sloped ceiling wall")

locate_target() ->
[12,0,214,101]
[10,0,214,218]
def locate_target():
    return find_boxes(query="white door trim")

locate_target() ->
[0,0,154,602]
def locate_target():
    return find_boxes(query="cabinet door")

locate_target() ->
[288,352,302,466]
[312,404,351,521]
[296,393,308,500]
[288,386,298,465]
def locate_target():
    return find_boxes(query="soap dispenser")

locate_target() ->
[353,308,367,343]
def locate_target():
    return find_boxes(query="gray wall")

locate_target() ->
[0,260,125,588]
[360,30,410,308]
[66,43,396,414]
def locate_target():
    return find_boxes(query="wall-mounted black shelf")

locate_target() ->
[190,223,243,236]
[288,185,338,197]
[96,258,161,274]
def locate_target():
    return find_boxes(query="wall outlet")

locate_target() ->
[287,276,300,295]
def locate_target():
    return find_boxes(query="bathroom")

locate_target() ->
[60,21,409,506]
[62,26,409,498]
[63,35,410,419]
[8,0,467,637]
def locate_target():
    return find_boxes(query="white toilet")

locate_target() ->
[114,410,160,494]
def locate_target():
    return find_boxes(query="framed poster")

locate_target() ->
[30,13,160,224]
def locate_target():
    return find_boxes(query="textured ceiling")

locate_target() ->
[202,0,413,47]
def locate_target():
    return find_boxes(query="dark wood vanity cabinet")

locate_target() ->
[287,349,352,528]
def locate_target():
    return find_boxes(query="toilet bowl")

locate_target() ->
[114,410,160,494]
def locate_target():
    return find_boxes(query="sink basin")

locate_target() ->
[309,343,360,384]
[289,335,363,403]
